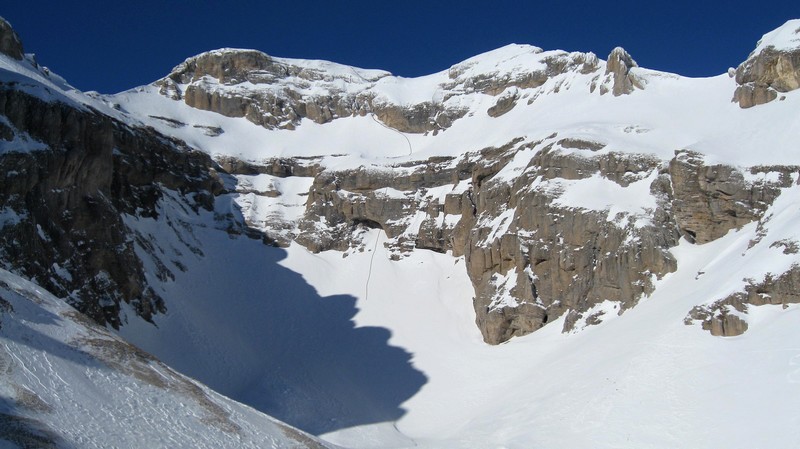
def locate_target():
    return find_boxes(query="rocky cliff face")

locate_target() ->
[276,136,793,343]
[733,19,800,108]
[0,17,23,60]
[0,45,224,327]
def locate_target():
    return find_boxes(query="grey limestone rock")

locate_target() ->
[733,24,800,108]
[604,47,644,96]
[0,86,223,329]
[686,265,800,336]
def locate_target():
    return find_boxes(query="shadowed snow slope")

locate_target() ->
[117,192,427,436]
[0,268,334,449]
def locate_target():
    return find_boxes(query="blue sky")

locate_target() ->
[3,1,798,94]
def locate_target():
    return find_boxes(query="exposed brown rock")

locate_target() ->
[668,150,793,244]
[734,46,800,108]
[686,265,800,336]
[487,89,519,117]
[604,47,644,96]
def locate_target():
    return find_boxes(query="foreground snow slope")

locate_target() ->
[0,268,333,449]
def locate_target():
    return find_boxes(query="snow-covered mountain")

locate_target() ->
[2,15,800,448]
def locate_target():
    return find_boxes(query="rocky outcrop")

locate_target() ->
[734,47,800,107]
[487,89,519,117]
[602,47,644,96]
[157,48,469,134]
[280,136,796,344]
[0,17,23,60]
[733,21,800,108]
[686,265,800,336]
[0,87,223,328]
[668,150,795,244]
[459,143,677,343]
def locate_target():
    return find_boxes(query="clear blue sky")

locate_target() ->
[3,1,798,94]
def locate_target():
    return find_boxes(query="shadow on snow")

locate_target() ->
[124,190,427,435]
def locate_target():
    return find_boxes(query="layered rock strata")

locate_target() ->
[0,87,223,328]
[733,20,800,107]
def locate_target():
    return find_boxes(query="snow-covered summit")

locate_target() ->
[734,18,800,108]
[167,47,392,85]
[753,18,800,54]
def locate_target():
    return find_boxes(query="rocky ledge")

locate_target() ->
[733,19,800,108]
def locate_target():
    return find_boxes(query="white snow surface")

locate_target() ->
[108,51,800,170]
[0,268,334,449]
[753,19,800,54]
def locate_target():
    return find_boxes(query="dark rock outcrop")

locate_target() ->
[0,87,223,328]
[0,17,23,60]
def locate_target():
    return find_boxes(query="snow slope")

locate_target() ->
[0,267,334,449]
[108,20,800,448]
[115,185,800,448]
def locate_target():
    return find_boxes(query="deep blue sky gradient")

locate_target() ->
[3,1,798,94]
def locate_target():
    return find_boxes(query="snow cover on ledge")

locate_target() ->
[753,18,800,54]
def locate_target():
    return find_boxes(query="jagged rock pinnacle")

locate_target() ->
[604,46,643,96]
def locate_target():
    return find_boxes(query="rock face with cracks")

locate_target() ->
[733,21,800,108]
[285,135,794,343]
[0,87,223,328]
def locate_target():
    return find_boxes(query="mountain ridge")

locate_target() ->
[1,16,800,448]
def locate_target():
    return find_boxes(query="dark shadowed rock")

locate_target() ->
[0,88,223,328]
[0,17,24,60]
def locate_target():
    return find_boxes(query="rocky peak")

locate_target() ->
[166,48,390,86]
[733,19,800,108]
[167,49,278,84]
[444,45,600,96]
[603,46,643,96]
[0,17,24,60]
